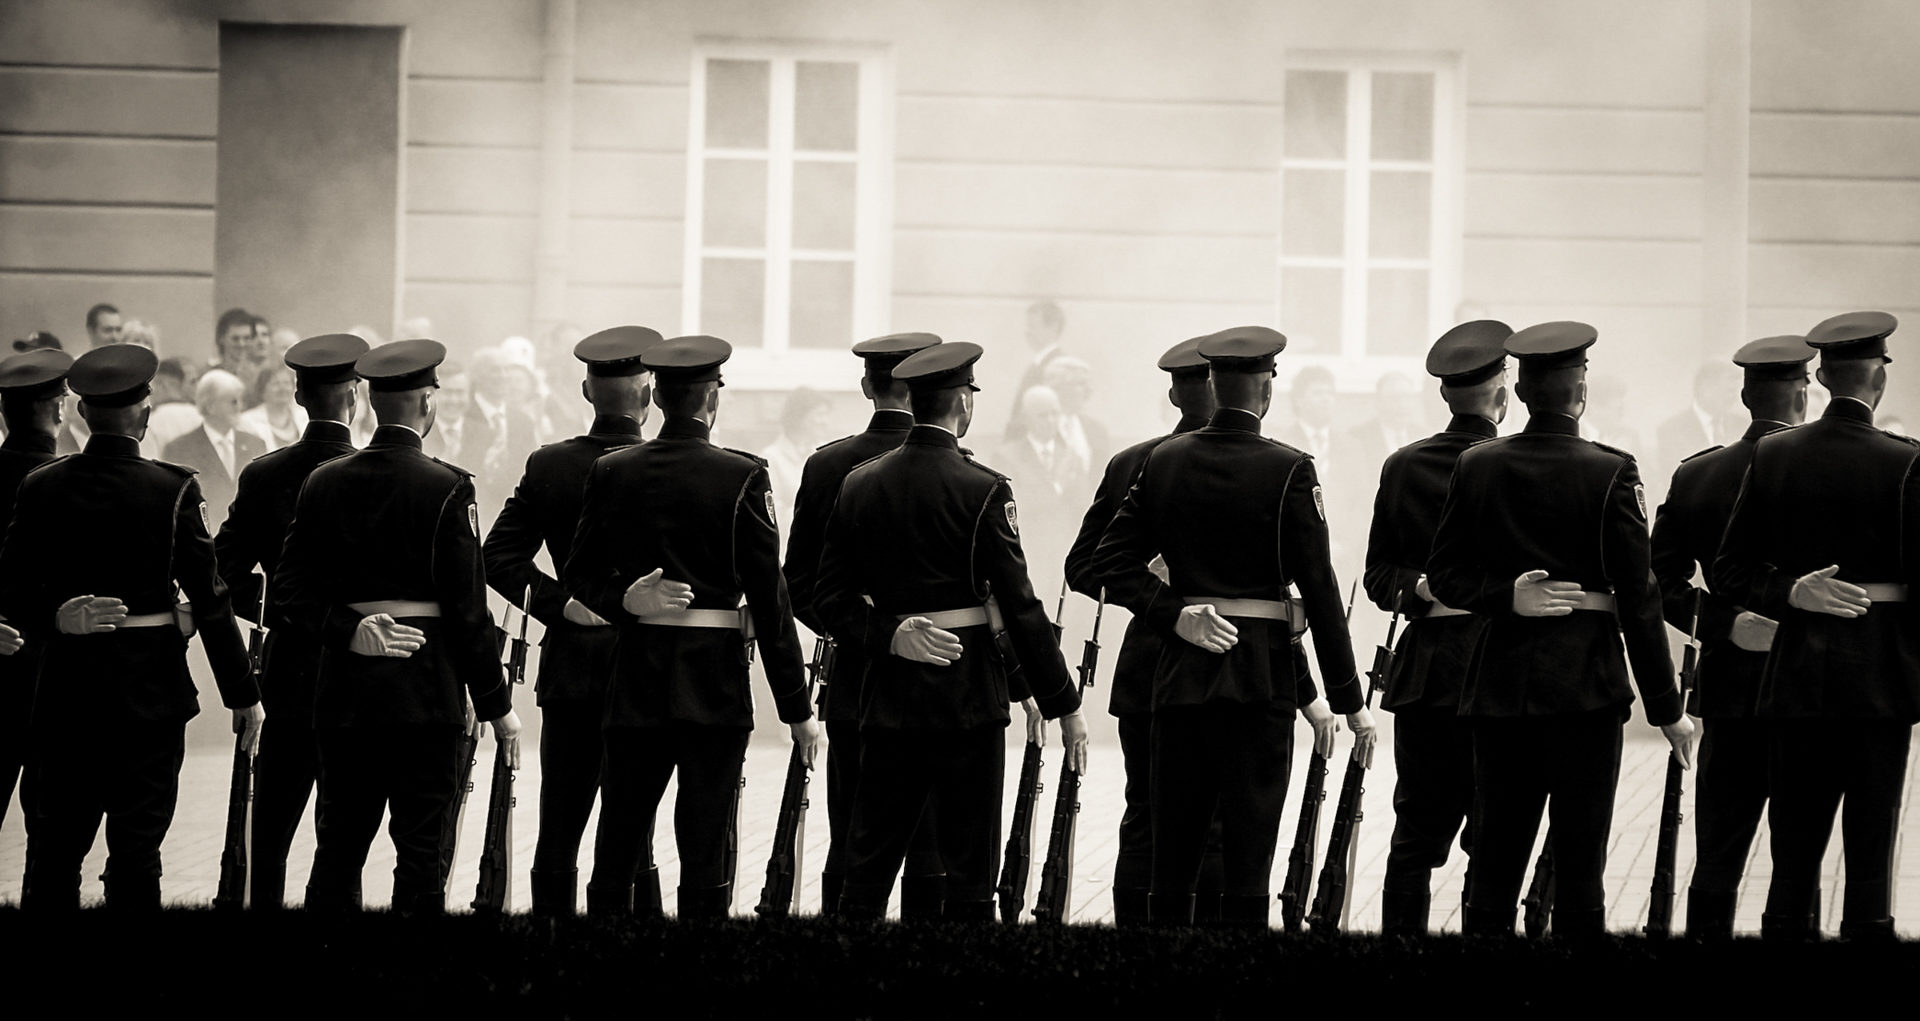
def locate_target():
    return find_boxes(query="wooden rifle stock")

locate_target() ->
[1307,613,1389,933]
[438,711,482,905]
[215,575,266,911]
[470,745,515,913]
[1278,749,1326,932]
[756,743,812,917]
[1033,592,1103,924]
[1646,588,1702,939]
[998,740,1044,924]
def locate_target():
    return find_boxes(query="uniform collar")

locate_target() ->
[1743,419,1791,442]
[83,433,143,458]
[657,416,711,441]
[1173,411,1211,435]
[370,423,424,449]
[1522,411,1582,437]
[302,420,352,445]
[904,424,961,451]
[1,430,56,456]
[1824,396,1875,426]
[1444,413,1499,439]
[867,408,915,433]
[588,413,643,439]
[1209,407,1263,434]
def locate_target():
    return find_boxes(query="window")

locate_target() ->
[1279,57,1460,368]
[684,45,892,388]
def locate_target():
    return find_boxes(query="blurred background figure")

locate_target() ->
[995,383,1078,602]
[424,361,469,460]
[163,368,264,529]
[212,307,269,398]
[84,303,122,348]
[1005,299,1066,440]
[238,364,308,450]
[541,322,589,436]
[142,356,206,458]
[1346,370,1422,466]
[762,387,834,548]
[119,318,160,350]
[345,326,386,447]
[462,345,539,522]
[1043,355,1108,492]
[1281,364,1337,457]
[269,326,302,363]
[1657,360,1742,462]
[1582,373,1644,452]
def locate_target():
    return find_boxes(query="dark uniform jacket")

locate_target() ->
[1712,398,1920,721]
[813,424,1081,729]
[482,413,641,707]
[1650,419,1787,718]
[1089,407,1357,714]
[1062,411,1209,717]
[213,419,356,726]
[0,433,256,722]
[0,432,59,715]
[1427,412,1682,724]
[272,424,509,729]
[1361,413,1497,713]
[564,416,812,729]
[783,408,915,723]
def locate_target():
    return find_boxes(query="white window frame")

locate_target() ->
[682,41,894,391]
[1276,52,1463,388]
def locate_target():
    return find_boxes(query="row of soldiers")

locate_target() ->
[0,308,1910,938]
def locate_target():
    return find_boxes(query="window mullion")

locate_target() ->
[1343,70,1372,364]
[766,58,798,353]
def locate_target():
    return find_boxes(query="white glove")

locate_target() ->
[890,616,962,665]
[1174,604,1238,653]
[622,567,694,617]
[347,613,426,658]
[57,595,128,635]
[1728,610,1778,652]
[1787,565,1869,618]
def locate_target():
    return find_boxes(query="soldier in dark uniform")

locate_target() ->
[212,333,367,910]
[0,350,72,835]
[0,344,262,910]
[1713,311,1919,942]
[274,339,522,915]
[482,324,661,917]
[1362,320,1511,936]
[1650,335,1814,940]
[1091,326,1366,928]
[1427,321,1693,939]
[1061,335,1216,927]
[783,331,948,919]
[813,341,1086,922]
[564,335,822,920]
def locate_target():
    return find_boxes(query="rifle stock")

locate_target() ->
[1522,843,1555,937]
[1033,593,1102,924]
[1278,749,1327,932]
[1646,589,1702,939]
[756,743,812,917]
[212,732,252,911]
[1304,612,1391,933]
[438,712,482,907]
[470,745,515,913]
[997,740,1044,924]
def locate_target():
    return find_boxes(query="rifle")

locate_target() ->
[757,639,830,917]
[472,589,530,914]
[999,589,1064,924]
[1307,611,1395,933]
[1279,581,1356,931]
[214,574,267,911]
[438,702,482,906]
[724,770,745,912]
[1645,588,1702,939]
[1522,844,1555,938]
[1033,592,1104,924]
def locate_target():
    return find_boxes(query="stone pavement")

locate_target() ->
[4,717,1915,935]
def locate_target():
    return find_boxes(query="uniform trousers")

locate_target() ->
[1690,717,1769,895]
[533,703,606,871]
[1763,720,1911,937]
[24,719,185,910]
[248,716,318,909]
[1149,702,1295,899]
[1115,712,1227,896]
[824,721,943,880]
[306,725,463,913]
[1466,709,1623,935]
[594,724,749,894]
[1384,709,1475,894]
[842,725,1004,919]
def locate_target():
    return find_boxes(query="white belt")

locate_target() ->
[118,613,178,628]
[349,600,442,618]
[1861,583,1908,603]
[637,607,753,636]
[1571,591,1616,612]
[895,598,1006,632]
[1182,596,1304,625]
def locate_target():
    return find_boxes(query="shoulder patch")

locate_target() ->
[721,445,769,467]
[1678,444,1723,464]
[1312,485,1326,521]
[765,489,777,526]
[429,455,474,478]
[467,502,479,536]
[1633,483,1648,521]
[1005,500,1019,537]
[199,501,210,533]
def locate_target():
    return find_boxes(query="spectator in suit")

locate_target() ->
[995,384,1079,600]
[424,363,470,460]
[1344,371,1422,467]
[237,365,307,451]
[1043,355,1108,489]
[1280,364,1338,458]
[1582,373,1644,453]
[141,357,205,459]
[1005,299,1066,441]
[1656,360,1741,464]
[461,346,539,522]
[762,388,833,550]
[84,305,122,348]
[162,369,265,529]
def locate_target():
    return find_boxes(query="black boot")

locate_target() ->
[21,861,80,913]
[389,880,445,919]
[1111,887,1150,928]
[643,867,664,918]
[678,883,732,922]
[1220,894,1271,930]
[941,898,995,923]
[585,880,634,918]
[1839,917,1896,943]
[1380,887,1431,937]
[1549,907,1605,943]
[1685,887,1736,941]
[1463,904,1516,938]
[1149,892,1194,927]
[249,862,287,912]
[819,871,843,918]
[900,874,947,921]
[103,870,161,912]
[1193,892,1223,925]
[531,868,578,917]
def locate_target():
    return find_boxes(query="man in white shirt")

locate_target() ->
[161,369,264,529]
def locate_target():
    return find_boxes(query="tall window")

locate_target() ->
[1279,58,1459,364]
[684,46,891,386]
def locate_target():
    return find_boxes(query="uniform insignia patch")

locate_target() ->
[1312,485,1326,522]
[1006,501,1019,537]
[468,503,479,536]
[199,502,210,533]
[765,489,777,526]
[1633,484,1647,520]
